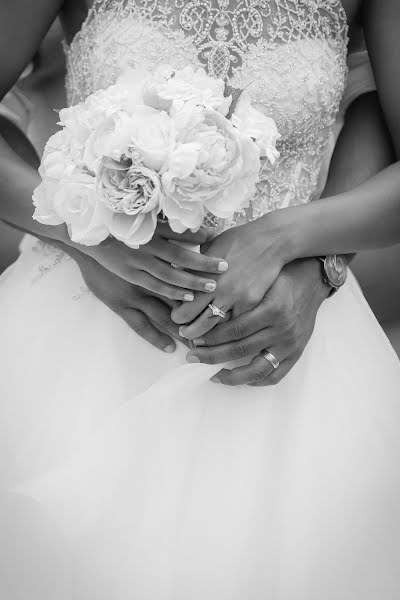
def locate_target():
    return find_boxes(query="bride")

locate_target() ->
[1,0,400,598]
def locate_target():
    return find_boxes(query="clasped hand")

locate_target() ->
[170,214,330,386]
[70,216,329,386]
[172,214,288,338]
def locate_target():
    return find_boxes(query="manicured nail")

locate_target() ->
[186,354,200,363]
[193,337,205,346]
[210,375,221,384]
[183,293,194,301]
[218,261,229,272]
[164,344,175,354]
[205,281,216,292]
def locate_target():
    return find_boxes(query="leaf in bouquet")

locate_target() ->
[224,84,243,120]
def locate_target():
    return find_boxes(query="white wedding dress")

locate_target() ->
[1,2,400,598]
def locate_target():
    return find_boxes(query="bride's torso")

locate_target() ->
[63,0,349,226]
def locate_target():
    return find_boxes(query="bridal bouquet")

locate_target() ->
[33,65,280,248]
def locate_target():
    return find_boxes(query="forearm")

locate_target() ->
[281,161,400,262]
[0,130,69,244]
[319,92,396,266]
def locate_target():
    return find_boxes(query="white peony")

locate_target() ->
[232,91,281,163]
[33,64,280,249]
[161,104,261,232]
[143,65,231,116]
[83,106,176,173]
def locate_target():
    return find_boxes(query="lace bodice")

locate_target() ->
[65,0,348,225]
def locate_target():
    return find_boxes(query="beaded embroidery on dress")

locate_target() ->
[65,0,348,225]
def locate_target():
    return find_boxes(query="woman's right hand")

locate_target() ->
[75,250,185,354]
[79,223,229,302]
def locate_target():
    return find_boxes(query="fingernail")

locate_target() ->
[193,337,205,346]
[218,261,229,272]
[210,375,221,384]
[164,344,175,354]
[183,293,194,301]
[205,281,216,292]
[186,354,200,363]
[179,327,187,338]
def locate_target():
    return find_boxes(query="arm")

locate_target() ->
[277,0,400,262]
[182,90,396,385]
[0,116,184,352]
[0,0,64,237]
[0,1,226,303]
[174,0,400,340]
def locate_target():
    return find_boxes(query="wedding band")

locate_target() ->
[261,350,280,370]
[208,303,227,319]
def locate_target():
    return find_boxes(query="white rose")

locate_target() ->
[39,131,77,180]
[52,173,112,246]
[143,65,231,116]
[109,210,158,249]
[232,91,281,163]
[98,156,162,248]
[33,179,65,226]
[99,157,162,214]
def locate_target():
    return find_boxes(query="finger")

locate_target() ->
[212,351,283,386]
[157,223,214,245]
[119,307,176,353]
[250,359,293,386]
[134,272,196,302]
[179,300,232,340]
[142,297,183,345]
[145,256,219,294]
[193,304,272,347]
[187,329,276,365]
[153,239,229,274]
[171,293,211,324]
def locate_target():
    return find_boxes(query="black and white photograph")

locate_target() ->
[0,1,400,598]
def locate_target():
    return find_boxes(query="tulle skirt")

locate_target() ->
[0,236,400,599]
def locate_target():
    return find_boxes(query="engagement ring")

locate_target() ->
[208,303,227,319]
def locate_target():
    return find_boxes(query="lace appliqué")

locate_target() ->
[66,1,347,102]
[65,0,348,225]
[72,285,94,301]
[31,241,70,282]
[30,240,92,301]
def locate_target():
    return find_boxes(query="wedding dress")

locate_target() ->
[1,2,400,598]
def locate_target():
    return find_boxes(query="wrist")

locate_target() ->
[258,207,301,265]
[288,257,331,304]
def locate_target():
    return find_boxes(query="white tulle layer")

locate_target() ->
[1,241,400,600]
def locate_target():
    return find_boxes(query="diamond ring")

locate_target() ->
[208,303,227,319]
[261,350,280,370]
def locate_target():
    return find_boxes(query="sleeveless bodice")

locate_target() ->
[65,0,348,225]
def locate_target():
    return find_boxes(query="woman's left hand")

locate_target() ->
[171,213,289,340]
[183,258,331,386]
